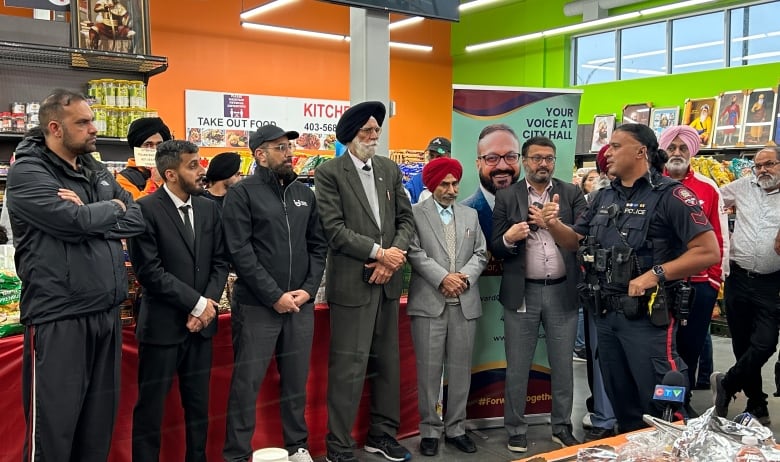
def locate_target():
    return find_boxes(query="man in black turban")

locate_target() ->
[202,151,242,204]
[117,117,172,199]
[315,102,415,462]
[334,101,386,145]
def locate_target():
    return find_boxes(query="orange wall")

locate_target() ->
[147,0,453,153]
[0,1,454,152]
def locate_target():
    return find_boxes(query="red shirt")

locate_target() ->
[664,167,726,290]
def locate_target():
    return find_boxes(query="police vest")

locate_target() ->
[587,174,679,292]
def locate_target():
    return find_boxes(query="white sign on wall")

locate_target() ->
[185,90,349,151]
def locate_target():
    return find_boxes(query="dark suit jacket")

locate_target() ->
[461,188,494,246]
[315,153,415,306]
[129,188,230,345]
[491,178,587,311]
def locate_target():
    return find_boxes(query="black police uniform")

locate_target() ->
[572,171,712,432]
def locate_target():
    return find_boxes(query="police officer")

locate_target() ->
[542,123,720,432]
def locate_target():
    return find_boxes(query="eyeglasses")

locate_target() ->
[525,155,557,164]
[358,127,382,135]
[752,160,780,173]
[477,152,520,166]
[263,143,294,153]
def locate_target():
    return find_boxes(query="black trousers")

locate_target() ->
[222,301,314,462]
[132,334,212,462]
[676,282,718,405]
[22,309,122,462]
[595,311,685,433]
[723,264,780,409]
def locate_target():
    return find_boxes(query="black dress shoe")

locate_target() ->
[419,437,439,456]
[445,434,477,453]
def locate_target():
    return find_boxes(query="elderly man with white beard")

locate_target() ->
[658,125,729,417]
[712,146,780,425]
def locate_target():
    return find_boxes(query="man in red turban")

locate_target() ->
[407,156,487,456]
[422,157,462,194]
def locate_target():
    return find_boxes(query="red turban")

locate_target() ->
[596,144,609,174]
[422,157,462,192]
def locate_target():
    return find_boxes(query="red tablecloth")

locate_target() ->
[0,302,419,461]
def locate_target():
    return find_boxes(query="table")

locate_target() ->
[0,302,419,461]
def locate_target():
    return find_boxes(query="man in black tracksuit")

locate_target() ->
[221,125,327,462]
[6,89,145,462]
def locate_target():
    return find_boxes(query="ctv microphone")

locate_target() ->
[653,370,686,422]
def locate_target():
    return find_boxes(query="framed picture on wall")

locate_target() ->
[649,107,679,139]
[775,83,780,146]
[591,114,615,152]
[712,91,747,148]
[743,88,777,147]
[683,97,717,149]
[622,103,652,126]
[71,0,151,55]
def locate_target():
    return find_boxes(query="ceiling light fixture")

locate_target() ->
[459,0,504,12]
[240,0,298,20]
[240,22,348,41]
[389,16,424,30]
[389,41,433,52]
[638,0,715,16]
[241,22,432,51]
[466,0,718,53]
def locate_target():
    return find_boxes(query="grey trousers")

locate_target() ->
[504,281,577,436]
[326,287,401,453]
[222,301,314,462]
[410,303,477,438]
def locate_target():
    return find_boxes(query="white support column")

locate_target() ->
[349,7,391,156]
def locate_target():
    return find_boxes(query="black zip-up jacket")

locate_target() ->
[222,165,327,308]
[7,134,146,325]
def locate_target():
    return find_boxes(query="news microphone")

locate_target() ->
[653,370,686,422]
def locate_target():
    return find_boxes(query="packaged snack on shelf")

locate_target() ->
[0,264,22,337]
[730,158,754,179]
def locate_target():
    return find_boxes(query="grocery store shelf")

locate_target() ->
[0,41,167,79]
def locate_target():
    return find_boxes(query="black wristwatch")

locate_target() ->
[652,265,666,283]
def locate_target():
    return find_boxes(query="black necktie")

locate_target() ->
[362,164,371,171]
[179,204,195,246]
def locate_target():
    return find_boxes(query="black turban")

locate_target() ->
[126,117,172,148]
[206,152,241,182]
[335,101,386,144]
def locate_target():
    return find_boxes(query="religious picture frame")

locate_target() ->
[712,91,747,148]
[590,114,615,152]
[649,107,679,140]
[682,97,717,149]
[71,0,151,55]
[622,103,652,126]
[742,88,777,147]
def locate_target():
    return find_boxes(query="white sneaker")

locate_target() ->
[289,448,314,462]
[582,412,593,429]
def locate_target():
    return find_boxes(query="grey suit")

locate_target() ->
[491,178,587,436]
[315,153,415,452]
[407,198,487,438]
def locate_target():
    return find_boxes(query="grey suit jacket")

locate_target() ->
[407,198,487,320]
[315,153,415,306]
[491,178,587,311]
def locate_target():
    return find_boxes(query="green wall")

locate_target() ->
[452,0,775,124]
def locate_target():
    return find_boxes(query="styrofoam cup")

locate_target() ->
[252,447,288,462]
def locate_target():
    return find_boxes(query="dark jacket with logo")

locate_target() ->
[7,133,146,325]
[222,165,327,308]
